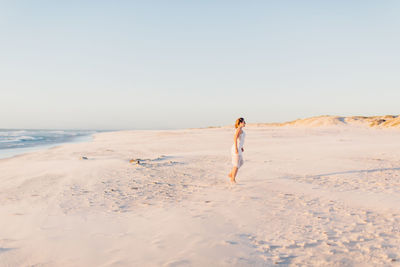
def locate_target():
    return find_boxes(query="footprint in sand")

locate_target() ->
[0,247,14,254]
[165,259,191,267]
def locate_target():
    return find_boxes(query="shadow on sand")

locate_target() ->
[313,167,400,177]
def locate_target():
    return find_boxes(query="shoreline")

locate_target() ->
[1,125,398,161]
[0,133,95,160]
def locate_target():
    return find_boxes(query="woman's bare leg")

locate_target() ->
[228,167,238,183]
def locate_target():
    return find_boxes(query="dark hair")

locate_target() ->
[235,117,245,128]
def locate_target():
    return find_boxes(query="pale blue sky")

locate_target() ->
[1,1,399,129]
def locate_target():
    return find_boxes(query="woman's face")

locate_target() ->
[240,120,246,127]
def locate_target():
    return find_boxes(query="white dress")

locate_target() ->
[231,129,246,168]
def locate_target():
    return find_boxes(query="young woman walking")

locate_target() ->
[228,117,246,183]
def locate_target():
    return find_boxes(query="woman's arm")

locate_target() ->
[234,129,241,154]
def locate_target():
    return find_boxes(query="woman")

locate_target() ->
[228,117,246,183]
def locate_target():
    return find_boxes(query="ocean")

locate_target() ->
[0,129,97,159]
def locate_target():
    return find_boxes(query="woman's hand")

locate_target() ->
[241,148,244,152]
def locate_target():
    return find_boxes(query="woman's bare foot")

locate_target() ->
[228,173,236,183]
[228,174,235,183]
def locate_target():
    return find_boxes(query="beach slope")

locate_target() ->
[1,126,400,266]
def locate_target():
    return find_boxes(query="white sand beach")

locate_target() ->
[1,120,400,266]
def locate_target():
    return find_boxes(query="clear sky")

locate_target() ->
[1,1,399,130]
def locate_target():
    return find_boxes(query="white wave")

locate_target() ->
[0,130,28,137]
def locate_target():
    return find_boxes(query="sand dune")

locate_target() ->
[251,115,400,128]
